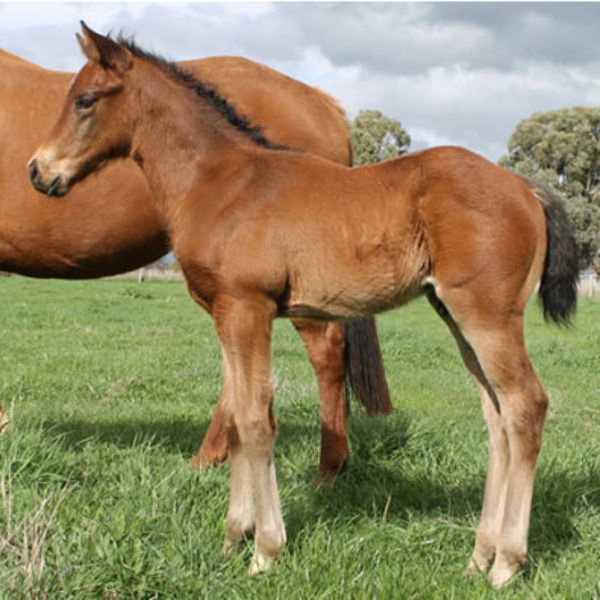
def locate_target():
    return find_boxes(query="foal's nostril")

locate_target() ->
[27,158,39,183]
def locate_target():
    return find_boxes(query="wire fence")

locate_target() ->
[113,267,600,297]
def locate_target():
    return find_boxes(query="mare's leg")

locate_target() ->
[189,391,228,468]
[191,317,349,479]
[292,319,348,480]
[429,289,547,587]
[215,295,285,574]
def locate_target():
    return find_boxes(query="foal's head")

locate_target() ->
[29,22,136,197]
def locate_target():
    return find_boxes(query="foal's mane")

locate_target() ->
[116,35,288,151]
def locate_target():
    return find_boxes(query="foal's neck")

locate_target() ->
[130,59,255,209]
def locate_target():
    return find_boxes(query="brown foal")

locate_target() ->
[0,45,392,479]
[29,25,578,586]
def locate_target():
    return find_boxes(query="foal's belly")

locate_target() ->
[282,262,424,321]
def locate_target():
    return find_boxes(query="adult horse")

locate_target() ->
[29,26,578,587]
[0,46,391,478]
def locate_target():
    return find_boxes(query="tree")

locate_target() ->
[350,109,410,166]
[500,107,600,267]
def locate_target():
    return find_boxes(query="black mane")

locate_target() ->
[116,34,288,151]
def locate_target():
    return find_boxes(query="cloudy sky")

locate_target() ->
[1,1,599,161]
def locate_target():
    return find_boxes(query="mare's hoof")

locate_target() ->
[188,449,228,470]
[315,459,348,483]
[188,454,206,470]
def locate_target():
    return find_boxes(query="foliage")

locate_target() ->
[499,107,600,267]
[350,109,411,166]
[564,197,600,270]
[0,278,598,597]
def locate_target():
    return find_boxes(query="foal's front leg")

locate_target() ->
[215,295,286,574]
[219,352,256,552]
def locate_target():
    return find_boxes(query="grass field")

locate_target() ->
[0,277,598,599]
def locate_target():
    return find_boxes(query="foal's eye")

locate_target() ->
[74,95,96,111]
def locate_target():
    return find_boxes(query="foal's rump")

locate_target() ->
[410,147,577,328]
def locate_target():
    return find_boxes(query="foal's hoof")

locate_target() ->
[488,556,524,588]
[463,558,481,580]
[248,551,276,575]
[0,403,9,435]
[222,538,236,557]
[464,552,492,579]
[464,544,496,580]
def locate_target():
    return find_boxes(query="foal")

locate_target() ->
[29,25,578,587]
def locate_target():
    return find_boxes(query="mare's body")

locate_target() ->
[29,27,578,587]
[0,50,350,277]
[0,47,390,477]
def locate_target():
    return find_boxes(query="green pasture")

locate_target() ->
[0,277,598,598]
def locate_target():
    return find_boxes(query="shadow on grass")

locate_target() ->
[35,414,324,463]
[282,414,599,572]
[34,410,598,571]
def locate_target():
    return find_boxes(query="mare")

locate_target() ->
[0,45,392,478]
[29,25,579,587]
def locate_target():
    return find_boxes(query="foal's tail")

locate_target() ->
[529,180,579,325]
[343,318,392,415]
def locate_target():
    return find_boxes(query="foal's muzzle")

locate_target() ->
[27,158,69,197]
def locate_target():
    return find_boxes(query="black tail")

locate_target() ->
[343,318,392,415]
[528,180,579,325]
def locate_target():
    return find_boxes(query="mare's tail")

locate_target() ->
[528,180,579,325]
[343,318,392,415]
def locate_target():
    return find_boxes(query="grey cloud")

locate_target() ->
[258,2,600,75]
[1,2,598,162]
[428,3,600,69]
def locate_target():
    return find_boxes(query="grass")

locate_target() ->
[0,277,598,598]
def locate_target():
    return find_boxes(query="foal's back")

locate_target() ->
[200,145,546,321]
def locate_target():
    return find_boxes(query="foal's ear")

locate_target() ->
[77,21,132,75]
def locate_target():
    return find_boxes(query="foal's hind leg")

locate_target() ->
[426,291,509,573]
[465,334,546,585]
[429,290,547,587]
[468,384,510,575]
[292,319,348,480]
[479,338,547,588]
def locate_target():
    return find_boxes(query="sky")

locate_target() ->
[1,1,599,162]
